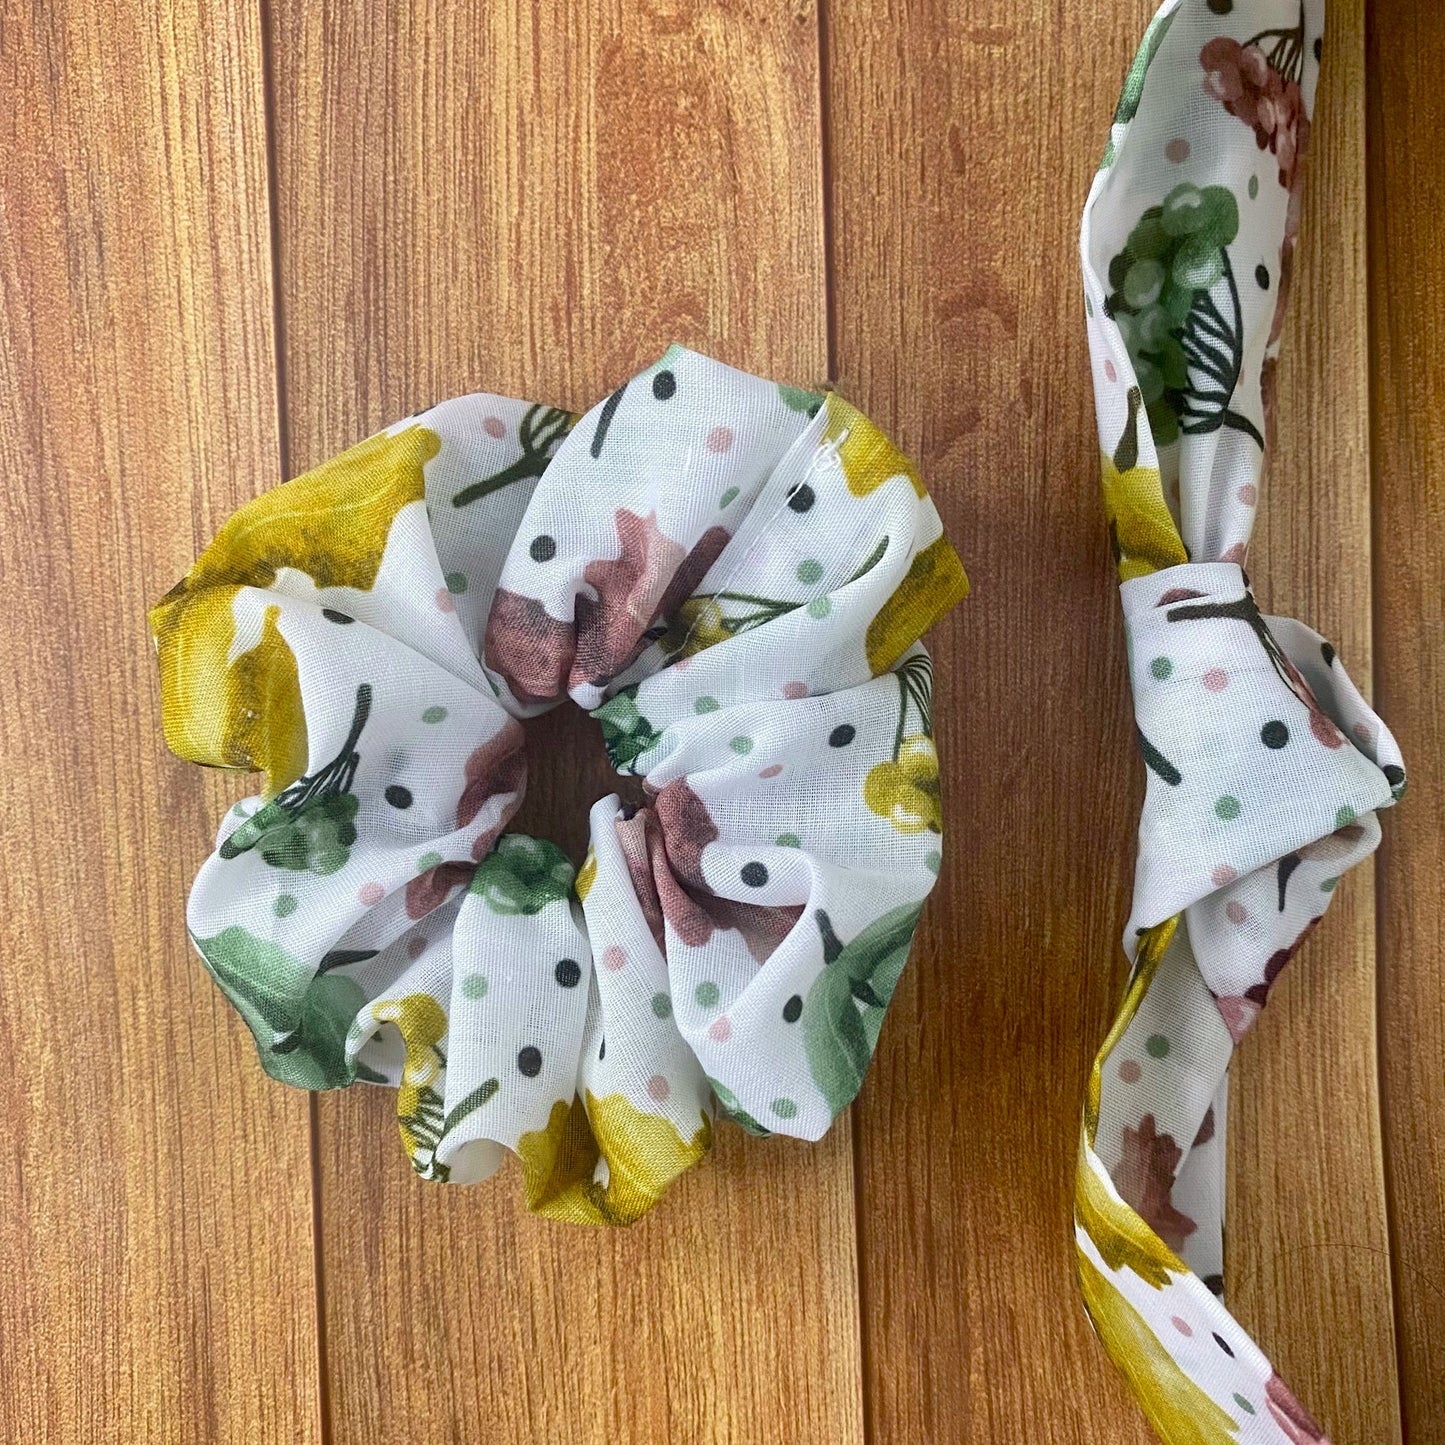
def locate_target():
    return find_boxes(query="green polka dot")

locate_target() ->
[729,735,754,755]
[416,851,443,873]
[1150,656,1173,680]
[445,571,469,594]
[651,992,673,1020]
[695,981,720,1009]
[797,559,824,585]
[771,1097,798,1120]
[1215,795,1242,821]
[776,833,801,848]
[1232,1395,1256,1416]
[422,706,448,724]
[1145,1033,1170,1059]
[807,596,832,620]
[232,802,250,818]
[694,696,720,714]
[273,894,298,919]
[925,850,942,875]
[1320,876,1339,894]
[719,486,740,508]
[1248,174,1260,200]
[461,974,488,1001]
[1336,804,1357,828]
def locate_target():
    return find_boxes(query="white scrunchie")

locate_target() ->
[153,346,967,1224]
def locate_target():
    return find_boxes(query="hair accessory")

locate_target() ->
[1077,3,1404,1440]
[153,346,966,1222]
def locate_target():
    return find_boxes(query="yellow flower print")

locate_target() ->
[575,847,597,903]
[518,1091,711,1226]
[1102,387,1187,581]
[657,596,730,660]
[372,992,449,1171]
[865,734,942,834]
[865,537,969,676]
[821,392,926,498]
[1077,1251,1242,1445]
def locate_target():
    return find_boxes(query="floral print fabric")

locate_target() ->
[153,346,967,1223]
[1080,3,1404,1442]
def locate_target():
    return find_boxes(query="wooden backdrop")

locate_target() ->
[1,1,1439,1441]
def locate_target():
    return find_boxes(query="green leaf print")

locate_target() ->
[594,685,662,774]
[195,925,365,1089]
[777,383,825,417]
[802,903,922,1118]
[1107,184,1263,450]
[220,683,370,874]
[1102,6,1178,166]
[708,1077,771,1137]
[469,833,576,915]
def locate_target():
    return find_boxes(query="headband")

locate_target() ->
[153,346,967,1222]
[1078,2,1403,1440]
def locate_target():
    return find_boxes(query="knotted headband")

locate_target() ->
[1077,2,1404,1441]
[153,346,967,1223]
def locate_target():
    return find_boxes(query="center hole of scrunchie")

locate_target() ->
[505,702,646,861]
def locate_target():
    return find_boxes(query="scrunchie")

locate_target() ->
[153,346,967,1224]
[1077,3,1404,1441]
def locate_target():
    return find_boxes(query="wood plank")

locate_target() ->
[1229,1,1402,1439]
[1367,2,1445,1439]
[0,2,321,1442]
[824,2,1158,1439]
[827,1,1398,1440]
[264,3,863,1441]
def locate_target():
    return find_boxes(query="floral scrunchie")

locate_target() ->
[1078,2,1404,1442]
[153,346,967,1223]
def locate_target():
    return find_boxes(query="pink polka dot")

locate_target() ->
[708,1016,733,1043]
[602,946,626,972]
[1171,1316,1194,1337]
[1225,901,1248,925]
[1104,359,1118,383]
[647,1073,671,1102]
[782,682,808,700]
[1165,137,1191,163]
[706,425,735,454]
[483,415,506,439]
[758,764,783,779]
[1237,483,1258,506]
[358,882,385,907]
[1202,668,1228,692]
[1118,1059,1142,1084]
[435,588,456,614]
[407,936,428,960]
[1212,864,1239,887]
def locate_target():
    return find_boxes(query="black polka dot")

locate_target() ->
[652,369,677,401]
[599,1038,606,1060]
[1321,641,1337,667]
[787,483,815,513]
[740,862,769,888]
[1204,1274,1225,1298]
[1384,764,1406,790]
[1207,0,1233,13]
[828,724,856,748]
[322,608,354,624]
[1213,1332,1234,1357]
[529,533,557,562]
[783,994,803,1024]
[384,785,413,809]
[517,1046,542,1077]
[1314,36,1323,61]
[1260,720,1289,750]
[1255,263,1270,290]
[554,958,581,989]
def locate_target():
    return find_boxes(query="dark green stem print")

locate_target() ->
[1107,184,1263,450]
[402,1077,500,1182]
[220,683,370,874]
[452,404,574,507]
[802,903,922,1118]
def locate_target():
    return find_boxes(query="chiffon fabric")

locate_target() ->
[1078,3,1404,1441]
[153,347,967,1223]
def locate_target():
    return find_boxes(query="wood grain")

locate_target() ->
[824,2,1159,1440]
[1230,2,1402,1439]
[1368,2,1445,1440]
[264,3,863,1442]
[0,2,320,1442]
